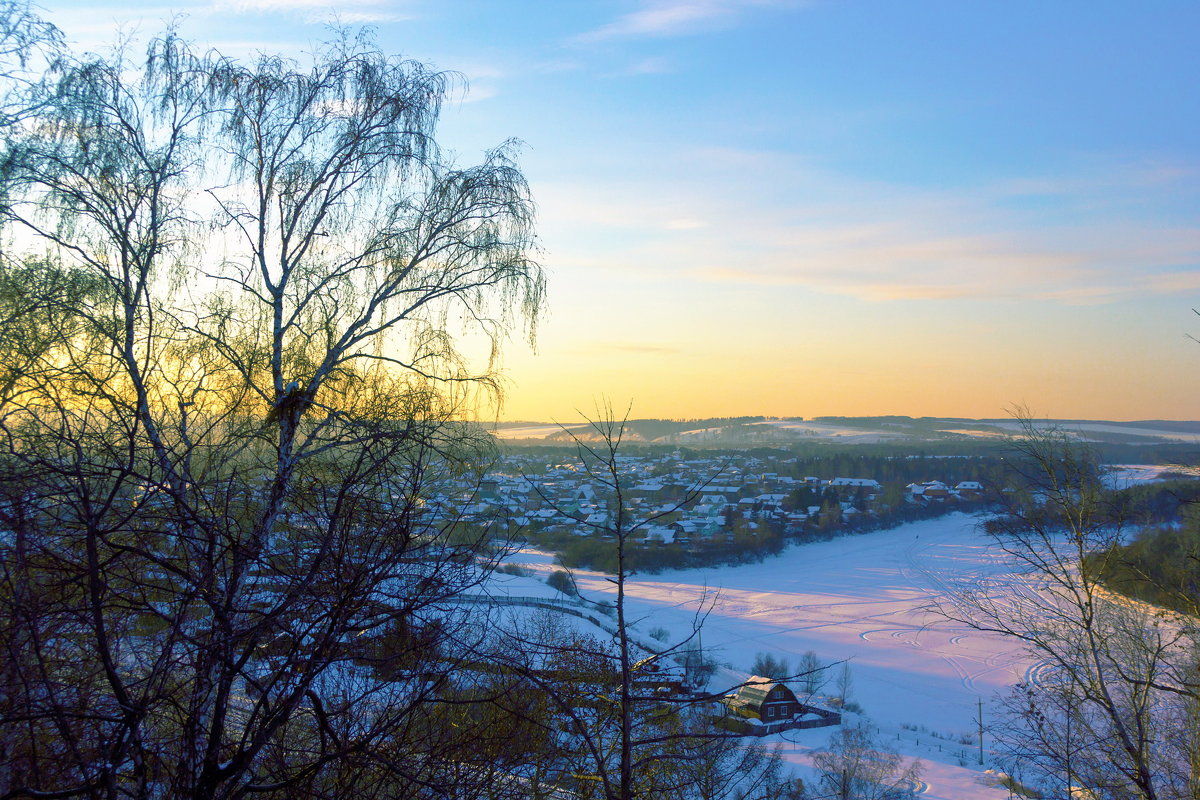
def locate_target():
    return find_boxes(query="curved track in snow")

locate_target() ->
[510,513,1040,800]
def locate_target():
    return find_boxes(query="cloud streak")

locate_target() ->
[578,342,684,355]
[692,225,1200,303]
[537,151,1200,304]
[210,0,412,24]
[576,0,799,42]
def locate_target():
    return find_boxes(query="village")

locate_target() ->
[424,448,992,554]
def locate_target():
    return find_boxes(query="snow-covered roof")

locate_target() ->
[829,477,881,488]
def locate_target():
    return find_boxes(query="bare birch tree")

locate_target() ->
[0,17,542,800]
[940,416,1200,800]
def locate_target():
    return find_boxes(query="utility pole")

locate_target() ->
[977,696,985,765]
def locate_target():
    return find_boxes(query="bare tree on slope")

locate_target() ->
[940,415,1200,800]
[0,18,542,800]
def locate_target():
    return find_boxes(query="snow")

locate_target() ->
[748,419,908,443]
[1103,463,1200,489]
[502,513,1031,799]
[987,420,1200,442]
[488,424,566,439]
[497,546,560,568]
[470,569,566,601]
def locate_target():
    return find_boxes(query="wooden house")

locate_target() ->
[723,677,801,722]
[717,676,841,736]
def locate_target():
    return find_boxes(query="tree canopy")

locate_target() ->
[0,8,544,798]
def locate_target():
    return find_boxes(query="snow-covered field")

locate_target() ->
[987,420,1200,442]
[745,419,909,443]
[488,423,567,440]
[488,419,906,443]
[499,513,1031,799]
[1103,462,1200,488]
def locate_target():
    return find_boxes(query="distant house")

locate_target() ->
[724,677,802,722]
[631,656,688,697]
[828,478,881,492]
[717,676,841,735]
[955,480,984,500]
[908,480,951,501]
[642,526,676,546]
[629,482,668,502]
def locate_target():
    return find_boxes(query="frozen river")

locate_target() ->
[503,512,1030,798]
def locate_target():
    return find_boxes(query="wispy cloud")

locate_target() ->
[537,150,1200,304]
[443,61,505,103]
[665,218,706,230]
[456,84,498,103]
[576,0,800,42]
[60,0,415,31]
[40,4,206,47]
[216,0,368,10]
[210,0,413,24]
[578,342,684,355]
[692,226,1200,303]
[716,214,1200,302]
[624,56,675,75]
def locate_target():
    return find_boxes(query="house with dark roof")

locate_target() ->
[725,678,801,722]
[717,676,841,735]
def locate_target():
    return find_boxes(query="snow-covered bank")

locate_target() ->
[505,513,1030,799]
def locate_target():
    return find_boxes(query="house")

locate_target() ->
[717,676,841,735]
[955,480,984,500]
[908,480,951,501]
[828,478,881,492]
[631,656,688,697]
[724,677,801,722]
[642,526,676,545]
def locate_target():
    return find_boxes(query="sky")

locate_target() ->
[35,0,1200,422]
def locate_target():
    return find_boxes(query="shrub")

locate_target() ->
[546,569,577,596]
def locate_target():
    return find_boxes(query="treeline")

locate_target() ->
[535,524,788,573]
[1086,522,1200,615]
[536,495,991,575]
[1106,479,1200,524]
[999,478,1200,615]
[1085,485,1200,615]
[810,493,989,535]
[778,453,1003,486]
[546,417,769,442]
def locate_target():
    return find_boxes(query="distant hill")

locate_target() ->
[488,416,1200,448]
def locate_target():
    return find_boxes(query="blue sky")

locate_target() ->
[38,0,1200,420]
